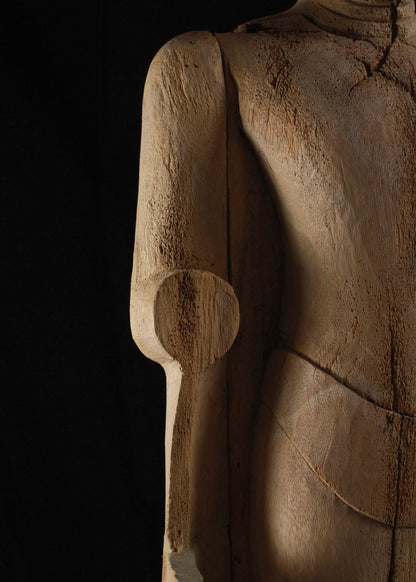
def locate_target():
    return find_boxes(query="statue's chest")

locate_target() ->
[234,35,416,275]
[236,35,416,152]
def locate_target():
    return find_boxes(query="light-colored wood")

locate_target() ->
[251,403,393,581]
[131,1,416,580]
[130,31,239,580]
[261,348,403,526]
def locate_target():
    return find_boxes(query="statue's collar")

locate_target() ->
[297,0,416,40]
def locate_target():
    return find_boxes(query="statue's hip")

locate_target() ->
[249,348,416,581]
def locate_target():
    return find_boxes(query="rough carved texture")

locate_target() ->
[131,0,416,579]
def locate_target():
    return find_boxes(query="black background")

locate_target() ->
[3,2,294,580]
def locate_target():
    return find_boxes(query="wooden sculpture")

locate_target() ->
[130,0,416,579]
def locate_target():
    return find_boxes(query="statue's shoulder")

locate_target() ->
[147,30,224,82]
[143,30,226,118]
[143,31,226,132]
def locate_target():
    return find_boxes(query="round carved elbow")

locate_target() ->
[131,269,240,373]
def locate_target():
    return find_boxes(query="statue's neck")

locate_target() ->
[297,0,416,39]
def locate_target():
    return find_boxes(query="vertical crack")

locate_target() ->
[387,303,401,581]
[389,317,398,412]
[388,416,404,581]
[375,1,400,73]
[349,1,400,96]
[213,31,234,582]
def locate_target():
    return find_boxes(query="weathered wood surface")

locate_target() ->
[131,0,416,579]
[130,32,239,581]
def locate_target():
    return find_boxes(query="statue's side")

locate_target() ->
[131,0,416,580]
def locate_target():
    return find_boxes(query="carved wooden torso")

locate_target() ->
[218,9,416,580]
[221,16,416,411]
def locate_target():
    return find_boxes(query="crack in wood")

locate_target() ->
[260,400,397,526]
[213,30,235,582]
[278,343,415,420]
[379,69,416,103]
[375,1,399,72]
[388,416,404,581]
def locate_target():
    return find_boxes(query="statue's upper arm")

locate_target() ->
[131,31,236,366]
[135,31,228,281]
